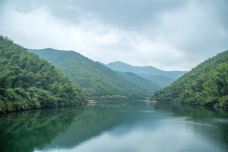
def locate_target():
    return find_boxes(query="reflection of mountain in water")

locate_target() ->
[0,103,146,152]
[45,105,141,149]
[0,108,82,152]
[0,102,228,152]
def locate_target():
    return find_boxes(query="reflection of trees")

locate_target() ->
[48,102,162,149]
[154,103,228,149]
[0,108,82,152]
[0,104,135,152]
[47,106,133,149]
[1,102,227,152]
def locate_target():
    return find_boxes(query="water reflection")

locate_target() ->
[0,102,227,152]
[0,108,82,152]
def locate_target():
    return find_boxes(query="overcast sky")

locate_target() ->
[0,0,227,70]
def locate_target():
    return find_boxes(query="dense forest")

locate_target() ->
[0,36,87,113]
[154,50,228,109]
[31,49,157,100]
[107,61,185,87]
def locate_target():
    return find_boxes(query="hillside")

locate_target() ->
[0,36,87,113]
[107,61,186,87]
[118,72,159,94]
[154,50,228,109]
[31,49,157,99]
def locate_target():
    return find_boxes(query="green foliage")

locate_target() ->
[0,36,88,113]
[31,49,150,100]
[154,50,228,109]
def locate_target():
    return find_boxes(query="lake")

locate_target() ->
[0,101,228,152]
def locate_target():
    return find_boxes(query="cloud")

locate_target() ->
[153,0,228,54]
[0,0,228,70]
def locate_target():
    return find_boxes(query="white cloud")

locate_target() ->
[0,0,227,71]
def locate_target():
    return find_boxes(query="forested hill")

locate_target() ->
[31,49,158,99]
[154,50,228,109]
[107,61,186,88]
[0,36,87,114]
[118,72,159,94]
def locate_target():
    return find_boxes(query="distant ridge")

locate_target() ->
[107,61,186,88]
[31,49,158,100]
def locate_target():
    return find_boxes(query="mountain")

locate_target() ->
[31,49,158,100]
[107,61,186,87]
[118,72,159,94]
[0,36,87,113]
[154,50,228,109]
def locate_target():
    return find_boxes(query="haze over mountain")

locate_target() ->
[31,48,158,100]
[107,61,186,87]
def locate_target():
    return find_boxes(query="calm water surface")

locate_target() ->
[0,101,228,152]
